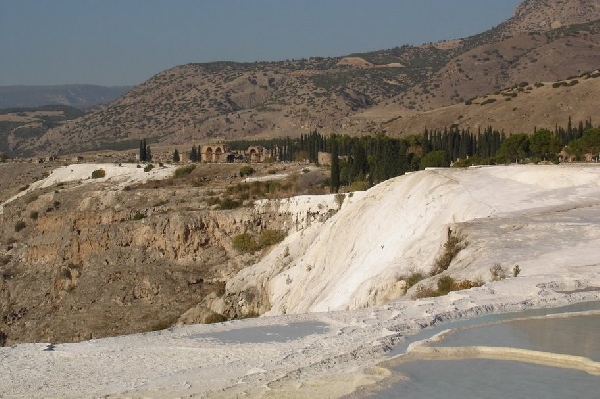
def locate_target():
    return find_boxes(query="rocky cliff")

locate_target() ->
[0,163,340,345]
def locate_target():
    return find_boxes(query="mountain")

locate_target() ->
[0,85,132,110]
[368,19,600,116]
[0,105,86,157]
[502,0,600,36]
[374,71,600,136]
[13,0,600,156]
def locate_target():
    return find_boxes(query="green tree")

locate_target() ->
[496,133,530,163]
[349,141,368,182]
[189,145,198,162]
[420,150,448,169]
[529,129,562,161]
[580,128,600,155]
[139,139,147,162]
[564,137,585,158]
[330,135,340,193]
[173,149,180,162]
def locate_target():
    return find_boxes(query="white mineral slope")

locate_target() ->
[0,163,176,214]
[3,164,600,398]
[2,275,600,398]
[254,191,367,232]
[225,164,600,316]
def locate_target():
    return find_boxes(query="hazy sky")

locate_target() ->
[0,0,523,86]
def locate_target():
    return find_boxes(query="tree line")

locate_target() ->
[171,116,598,193]
[328,117,598,192]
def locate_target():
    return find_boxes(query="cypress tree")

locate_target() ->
[189,145,198,162]
[330,135,340,193]
[140,139,147,162]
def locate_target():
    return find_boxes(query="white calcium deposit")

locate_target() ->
[0,163,176,214]
[2,164,600,398]
[228,164,600,316]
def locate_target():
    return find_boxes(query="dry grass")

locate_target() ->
[431,231,468,276]
[412,275,484,299]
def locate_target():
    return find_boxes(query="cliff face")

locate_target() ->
[1,188,257,344]
[0,163,341,345]
[205,165,600,321]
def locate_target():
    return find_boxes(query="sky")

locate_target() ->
[0,0,523,87]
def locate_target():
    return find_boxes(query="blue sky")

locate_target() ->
[0,0,522,86]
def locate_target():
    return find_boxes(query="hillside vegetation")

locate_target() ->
[3,0,599,157]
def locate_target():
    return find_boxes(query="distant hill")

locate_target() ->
[0,105,86,157]
[8,0,600,156]
[502,0,600,36]
[0,85,132,109]
[374,71,600,136]
[364,19,600,116]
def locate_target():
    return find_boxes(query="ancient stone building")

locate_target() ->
[246,146,268,163]
[201,145,230,163]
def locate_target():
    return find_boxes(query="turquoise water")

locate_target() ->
[387,301,600,357]
[357,302,600,399]
[192,321,329,343]
[430,313,600,361]
[370,359,599,399]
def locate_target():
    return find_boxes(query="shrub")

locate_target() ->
[431,232,467,276]
[436,275,456,295]
[349,180,370,191]
[29,211,38,220]
[490,263,507,281]
[218,198,241,210]
[143,164,154,172]
[91,169,106,179]
[206,196,222,206]
[412,284,437,299]
[258,229,286,247]
[204,312,227,324]
[26,194,38,204]
[512,264,521,277]
[455,278,484,290]
[411,276,483,299]
[173,164,196,177]
[215,281,226,297]
[240,310,260,319]
[132,212,145,220]
[405,271,425,291]
[14,220,26,232]
[232,233,259,253]
[239,165,254,177]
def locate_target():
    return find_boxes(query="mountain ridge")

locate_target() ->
[0,84,133,110]
[7,0,600,156]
